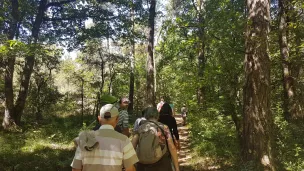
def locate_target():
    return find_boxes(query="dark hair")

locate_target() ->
[159,103,172,116]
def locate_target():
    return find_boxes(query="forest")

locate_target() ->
[0,0,303,170]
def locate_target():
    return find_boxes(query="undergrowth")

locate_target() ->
[0,100,96,171]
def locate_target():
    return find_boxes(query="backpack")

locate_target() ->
[137,120,168,164]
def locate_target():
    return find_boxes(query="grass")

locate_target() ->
[0,99,141,171]
[0,101,97,171]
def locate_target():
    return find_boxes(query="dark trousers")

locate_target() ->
[136,153,173,171]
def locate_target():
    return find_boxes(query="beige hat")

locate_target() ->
[100,104,119,119]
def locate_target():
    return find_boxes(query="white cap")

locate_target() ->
[100,104,119,119]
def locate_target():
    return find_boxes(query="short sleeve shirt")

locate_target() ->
[117,109,129,128]
[71,125,138,171]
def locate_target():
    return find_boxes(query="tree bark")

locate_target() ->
[2,0,19,129]
[98,48,105,95]
[192,0,206,105]
[13,0,48,125]
[242,0,276,170]
[128,47,135,114]
[108,64,115,95]
[128,3,135,114]
[197,27,205,105]
[146,0,156,107]
[34,75,45,121]
[292,29,304,120]
[278,0,294,120]
[81,78,84,124]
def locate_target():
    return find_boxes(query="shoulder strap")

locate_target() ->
[147,120,172,158]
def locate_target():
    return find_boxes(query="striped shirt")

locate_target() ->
[117,109,129,128]
[71,125,138,171]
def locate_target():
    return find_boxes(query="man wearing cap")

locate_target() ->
[71,104,138,171]
[116,97,131,137]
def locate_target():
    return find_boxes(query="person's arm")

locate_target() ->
[122,127,130,137]
[167,138,180,171]
[131,134,139,148]
[123,139,139,171]
[125,165,136,171]
[71,145,83,171]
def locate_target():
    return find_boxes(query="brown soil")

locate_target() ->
[175,114,194,171]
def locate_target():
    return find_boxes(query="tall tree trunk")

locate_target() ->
[292,28,304,120]
[242,0,276,170]
[95,92,100,122]
[197,28,205,105]
[193,0,206,105]
[98,48,105,95]
[146,0,156,107]
[2,0,19,129]
[35,77,44,121]
[81,78,84,124]
[14,0,47,125]
[3,56,16,129]
[128,3,135,114]
[278,0,294,120]
[128,47,135,114]
[96,48,105,119]
[108,65,115,95]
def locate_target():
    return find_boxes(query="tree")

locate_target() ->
[128,0,135,115]
[278,0,304,120]
[2,0,76,129]
[192,0,207,105]
[242,0,276,170]
[2,0,20,129]
[146,0,156,106]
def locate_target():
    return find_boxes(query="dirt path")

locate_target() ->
[175,114,193,171]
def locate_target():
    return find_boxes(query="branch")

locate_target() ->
[45,0,76,9]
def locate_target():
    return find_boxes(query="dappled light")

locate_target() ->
[0,0,304,170]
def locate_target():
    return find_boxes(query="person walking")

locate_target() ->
[159,103,180,150]
[132,107,180,171]
[115,97,131,137]
[181,104,188,126]
[71,104,138,171]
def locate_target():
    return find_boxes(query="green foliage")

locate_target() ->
[1,0,303,170]
[274,115,304,170]
[25,84,63,118]
[188,105,240,170]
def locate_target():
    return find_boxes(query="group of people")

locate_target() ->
[71,96,188,171]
